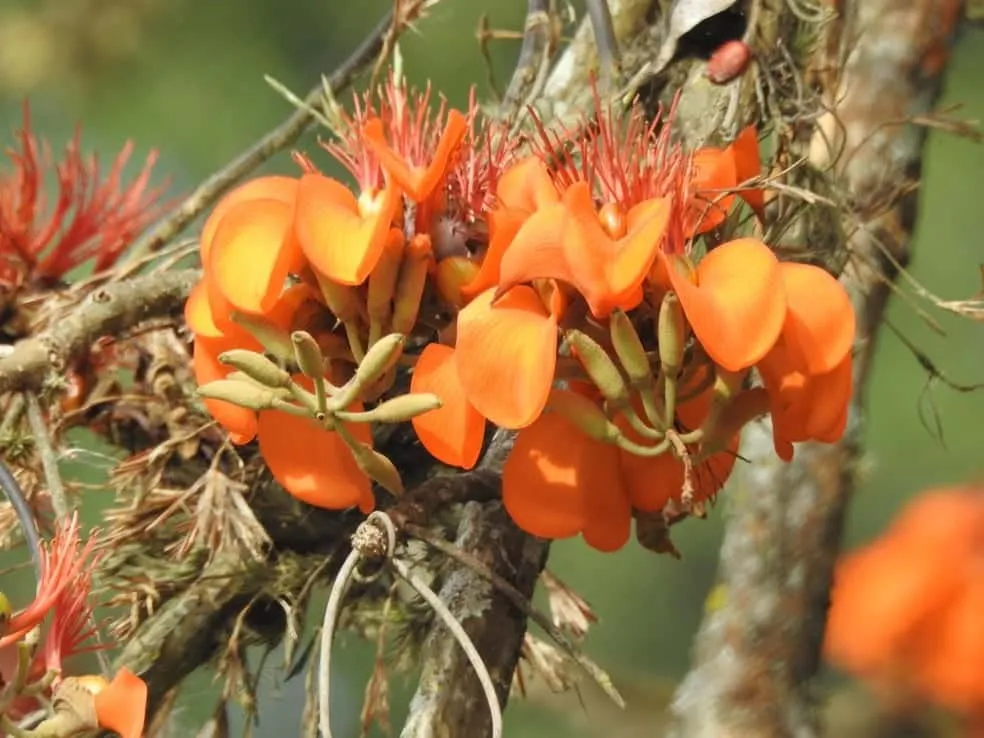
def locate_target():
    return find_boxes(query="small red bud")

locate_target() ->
[706,40,752,85]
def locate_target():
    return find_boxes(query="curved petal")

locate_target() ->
[363,111,468,203]
[804,351,853,442]
[192,335,260,444]
[496,202,575,296]
[730,125,765,219]
[208,198,301,315]
[619,445,683,513]
[779,262,856,374]
[294,173,398,286]
[410,343,486,469]
[581,457,633,553]
[185,279,225,339]
[94,669,148,738]
[455,286,558,429]
[461,207,527,299]
[663,238,786,372]
[688,146,737,235]
[258,407,374,512]
[501,413,588,539]
[201,176,298,262]
[496,156,560,212]
[563,183,669,315]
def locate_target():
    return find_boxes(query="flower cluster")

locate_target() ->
[0,514,146,738]
[188,72,855,553]
[825,487,984,719]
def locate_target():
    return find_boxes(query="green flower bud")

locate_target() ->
[230,312,294,362]
[336,393,442,424]
[658,292,687,378]
[332,334,406,410]
[198,379,278,411]
[609,309,653,388]
[566,330,630,406]
[291,331,326,380]
[351,445,404,497]
[218,350,291,389]
[545,389,621,444]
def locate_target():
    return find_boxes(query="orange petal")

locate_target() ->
[455,286,558,429]
[193,335,260,444]
[779,262,855,375]
[730,125,765,219]
[688,146,737,235]
[257,406,374,512]
[496,155,560,212]
[363,111,468,203]
[501,413,590,539]
[580,457,633,553]
[410,343,486,469]
[294,173,399,286]
[563,183,670,315]
[804,351,853,442]
[201,176,298,262]
[460,207,527,299]
[664,238,786,371]
[208,197,302,315]
[495,202,574,295]
[94,668,148,738]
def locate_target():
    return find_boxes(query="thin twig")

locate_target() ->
[501,0,553,120]
[584,0,621,90]
[0,462,41,581]
[403,521,626,708]
[24,395,68,520]
[119,10,395,265]
[317,547,361,738]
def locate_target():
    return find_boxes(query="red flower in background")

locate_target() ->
[0,101,167,289]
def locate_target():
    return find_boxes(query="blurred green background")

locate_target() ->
[1,1,983,736]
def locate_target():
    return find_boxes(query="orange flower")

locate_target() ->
[200,176,307,317]
[688,125,764,235]
[86,668,148,738]
[453,284,561,429]
[825,488,984,715]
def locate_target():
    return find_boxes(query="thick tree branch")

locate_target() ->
[670,2,966,736]
[0,268,199,396]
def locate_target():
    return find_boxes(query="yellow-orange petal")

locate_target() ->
[257,408,374,512]
[804,351,853,442]
[192,335,259,444]
[663,238,786,372]
[730,125,765,219]
[185,278,225,339]
[294,173,398,286]
[208,197,302,315]
[460,207,527,299]
[501,413,590,539]
[94,668,148,738]
[410,343,486,469]
[563,183,670,315]
[779,262,855,375]
[201,176,298,262]
[455,286,558,429]
[688,146,737,235]
[495,202,575,296]
[496,155,560,212]
[363,111,468,203]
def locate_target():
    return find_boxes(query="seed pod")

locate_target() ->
[706,40,753,85]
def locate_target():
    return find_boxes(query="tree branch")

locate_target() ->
[670,2,967,736]
[0,268,199,396]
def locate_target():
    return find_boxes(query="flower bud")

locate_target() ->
[291,330,326,379]
[391,234,431,335]
[609,309,653,388]
[198,379,278,411]
[351,445,404,496]
[435,256,480,309]
[336,393,442,424]
[230,312,294,362]
[218,350,291,389]
[355,333,405,389]
[658,292,687,378]
[566,330,630,407]
[545,390,621,444]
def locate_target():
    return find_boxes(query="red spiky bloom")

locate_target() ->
[528,86,692,255]
[0,101,168,289]
[0,512,94,648]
